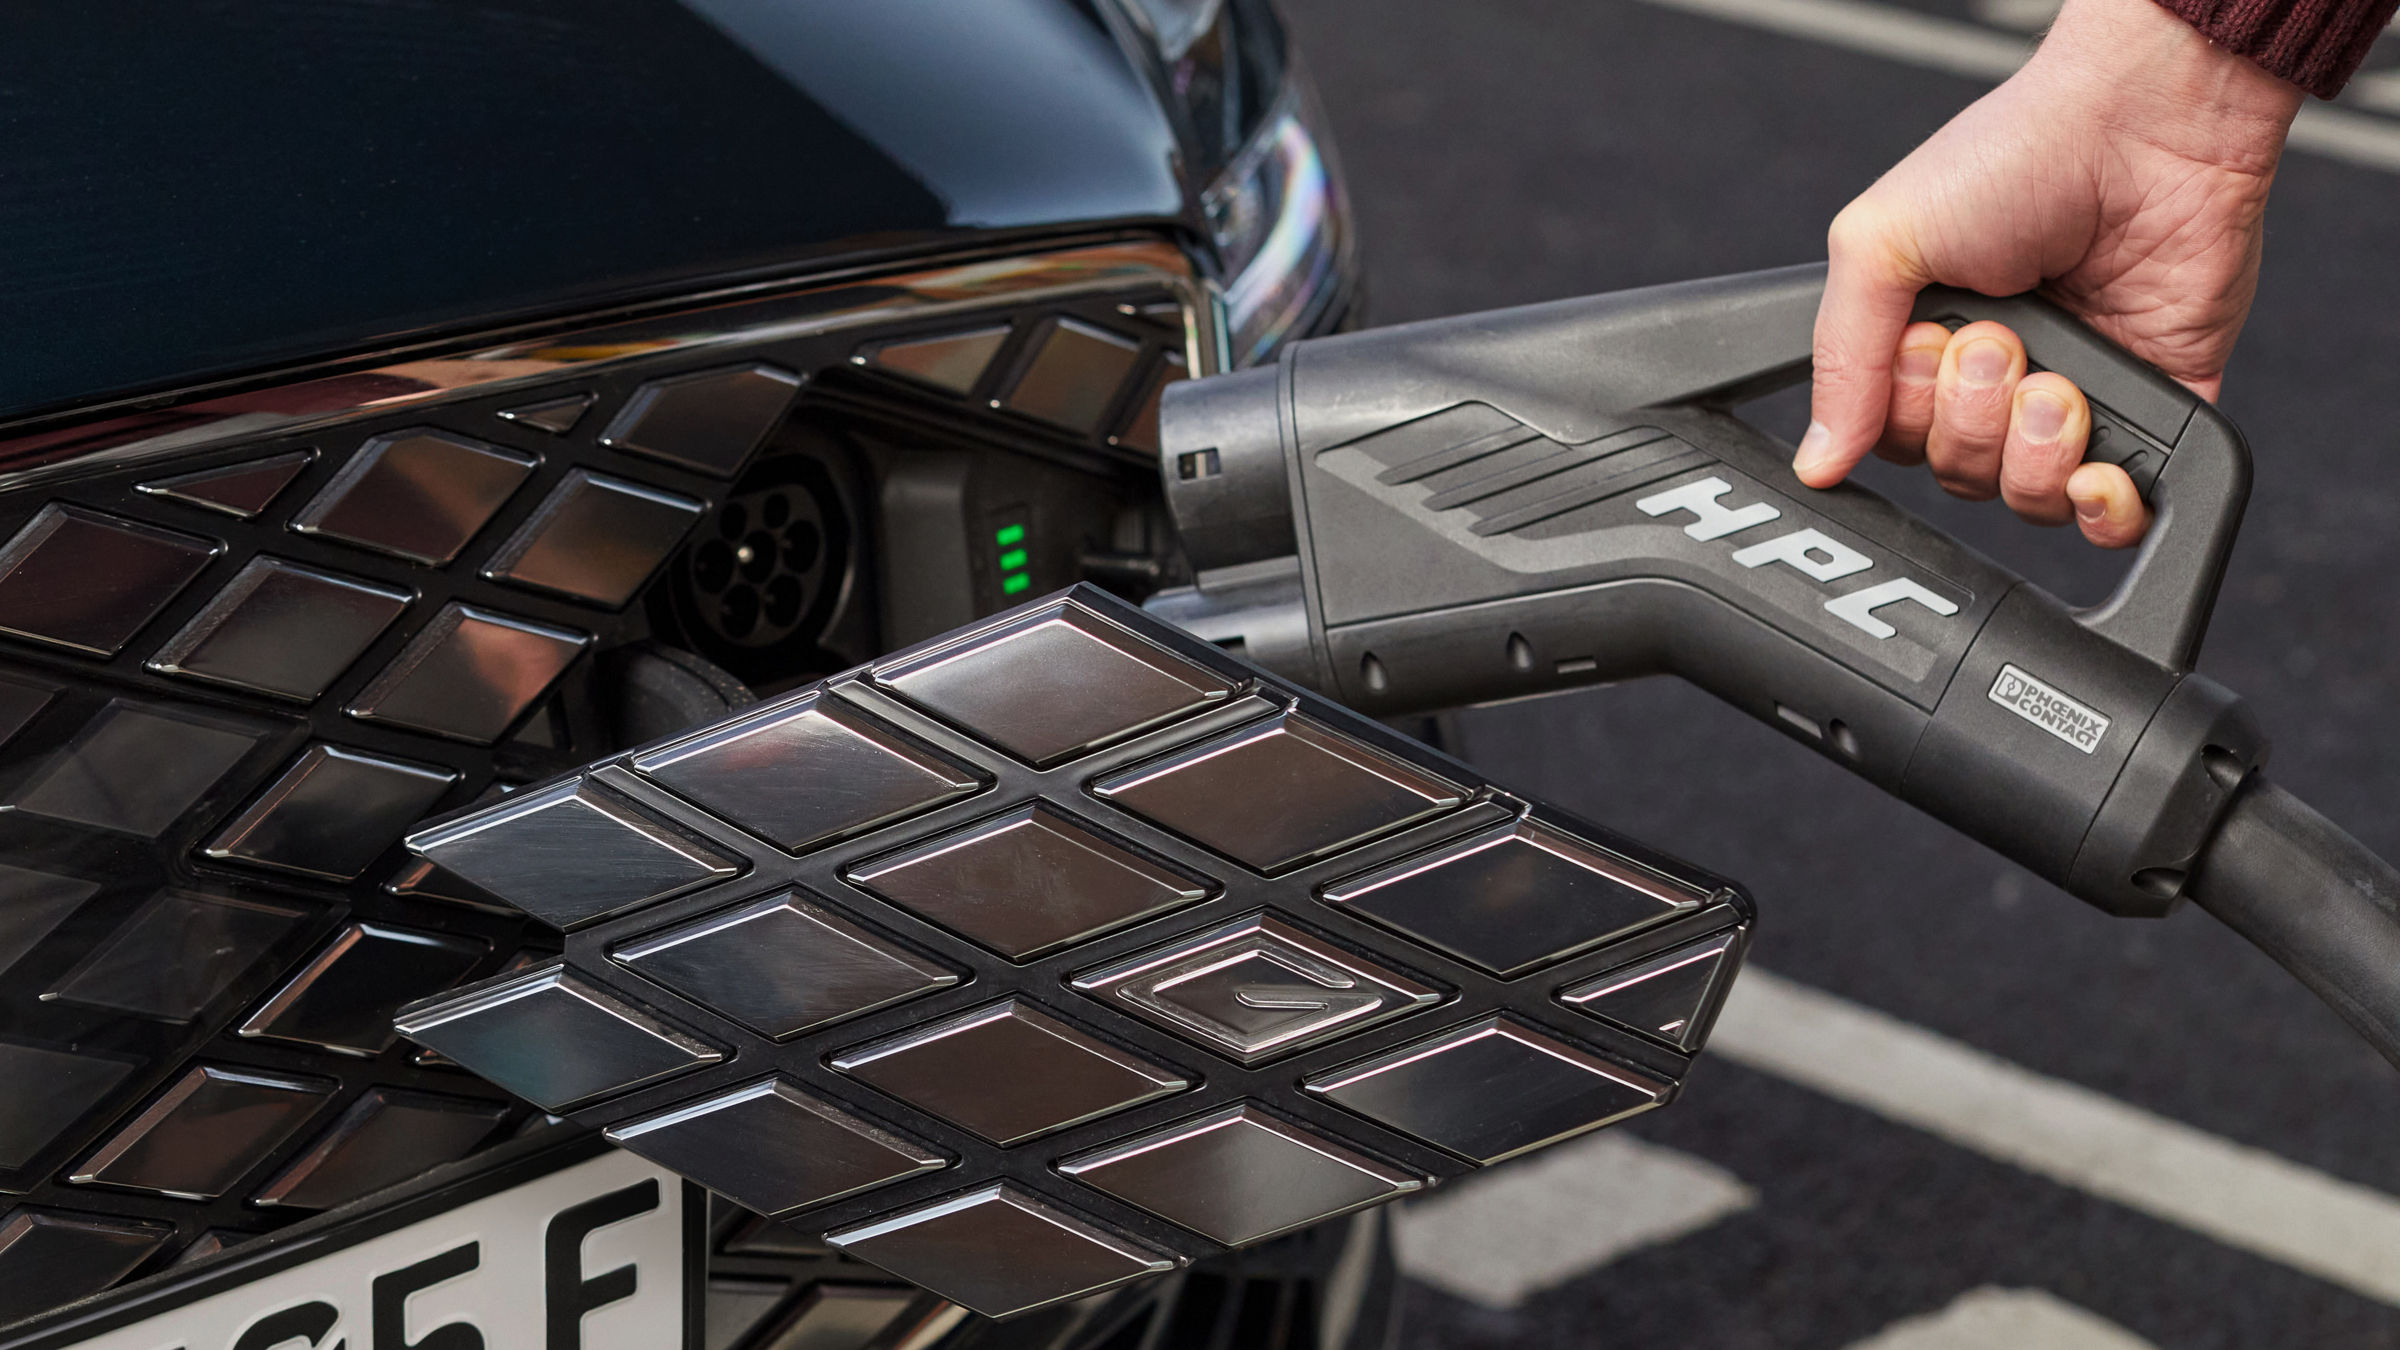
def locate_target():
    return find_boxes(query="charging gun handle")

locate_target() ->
[1605,264,2251,672]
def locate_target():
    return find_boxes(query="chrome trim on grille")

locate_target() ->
[0,238,1220,490]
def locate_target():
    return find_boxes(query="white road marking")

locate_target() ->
[1630,0,2400,173]
[1392,1130,1757,1308]
[1968,0,2062,30]
[2353,70,2400,115]
[1713,969,2400,1306]
[1845,1287,2161,1350]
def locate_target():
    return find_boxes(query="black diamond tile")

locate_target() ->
[383,856,511,913]
[496,393,594,434]
[717,1209,831,1258]
[395,964,723,1110]
[1002,320,1143,434]
[241,922,489,1056]
[1058,1106,1420,1247]
[206,744,458,881]
[600,364,803,478]
[741,1285,916,1350]
[1557,929,1744,1051]
[148,557,412,701]
[873,598,1233,767]
[48,889,309,1022]
[482,469,704,608]
[251,1089,512,1211]
[1305,1017,1668,1164]
[606,1078,945,1218]
[0,504,219,656]
[846,804,1209,960]
[347,602,591,744]
[407,780,742,930]
[860,328,1009,395]
[290,429,536,565]
[833,1000,1186,1146]
[1072,915,1439,1065]
[137,451,314,519]
[0,864,99,975]
[0,1040,136,1171]
[3,699,262,837]
[0,674,53,750]
[1112,353,1185,453]
[700,1276,785,1346]
[1092,713,1463,872]
[633,691,982,852]
[828,1185,1175,1319]
[613,891,956,1040]
[70,1065,336,1199]
[0,1210,174,1323]
[1319,819,1705,977]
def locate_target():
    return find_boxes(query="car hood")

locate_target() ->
[1,0,1191,424]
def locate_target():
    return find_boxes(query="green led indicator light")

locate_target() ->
[995,519,1031,597]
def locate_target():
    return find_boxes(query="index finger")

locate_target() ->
[1802,209,1925,488]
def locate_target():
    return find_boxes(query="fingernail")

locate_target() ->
[1793,421,1833,475]
[1897,345,1941,381]
[2019,390,2069,442]
[2075,496,2105,524]
[1960,339,2010,386]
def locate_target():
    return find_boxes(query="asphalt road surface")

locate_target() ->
[1277,1,2400,1345]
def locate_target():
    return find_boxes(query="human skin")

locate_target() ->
[1799,0,2304,546]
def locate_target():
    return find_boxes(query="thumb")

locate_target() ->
[1802,209,1925,487]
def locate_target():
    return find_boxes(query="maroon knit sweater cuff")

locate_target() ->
[2152,0,2397,97]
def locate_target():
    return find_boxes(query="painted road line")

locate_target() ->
[1391,1130,1757,1308]
[1845,1286,2161,1350]
[1630,0,2400,174]
[1968,0,2062,30]
[2354,70,2400,114]
[1714,969,2400,1306]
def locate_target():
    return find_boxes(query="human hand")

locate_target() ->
[1799,0,2303,546]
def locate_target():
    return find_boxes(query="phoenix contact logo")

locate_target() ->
[1988,663,2109,754]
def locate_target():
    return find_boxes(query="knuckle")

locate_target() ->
[2000,480,2073,523]
[1998,469,2065,506]
[1928,437,1997,473]
[2000,445,2076,495]
[1933,420,2006,463]
[1811,342,1878,393]
[1938,384,2015,432]
[1826,202,1889,260]
[1811,337,1858,380]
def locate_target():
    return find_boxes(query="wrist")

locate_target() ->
[2032,0,2302,170]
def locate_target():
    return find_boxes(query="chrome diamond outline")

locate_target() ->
[1069,914,1440,1065]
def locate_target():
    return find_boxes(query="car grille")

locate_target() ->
[0,238,1207,1331]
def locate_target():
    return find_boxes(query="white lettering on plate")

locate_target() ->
[1988,663,2110,754]
[59,1148,686,1350]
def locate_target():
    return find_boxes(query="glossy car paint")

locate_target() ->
[0,0,1193,425]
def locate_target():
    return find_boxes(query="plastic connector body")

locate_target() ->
[1148,264,2268,918]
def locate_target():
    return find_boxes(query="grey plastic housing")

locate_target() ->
[1150,263,2265,917]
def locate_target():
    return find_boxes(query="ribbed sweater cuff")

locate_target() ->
[2152,0,2398,97]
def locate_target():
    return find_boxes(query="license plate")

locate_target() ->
[3,1137,701,1350]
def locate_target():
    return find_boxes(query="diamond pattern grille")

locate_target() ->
[398,588,1753,1319]
[0,274,1211,1329]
